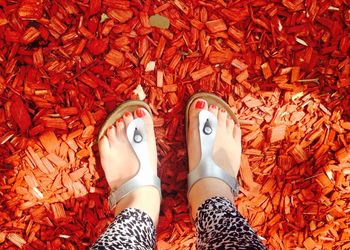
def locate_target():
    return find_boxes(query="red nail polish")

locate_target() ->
[195,100,205,109]
[135,108,145,117]
[124,112,131,117]
[209,104,217,109]
[117,118,123,123]
[220,108,226,113]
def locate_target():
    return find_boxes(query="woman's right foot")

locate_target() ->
[98,108,160,224]
[187,98,242,219]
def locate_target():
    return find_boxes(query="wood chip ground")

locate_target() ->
[0,0,350,249]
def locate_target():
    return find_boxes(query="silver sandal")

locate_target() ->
[185,93,240,216]
[98,100,161,209]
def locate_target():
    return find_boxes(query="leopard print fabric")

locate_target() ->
[91,208,156,250]
[196,197,266,250]
[92,197,266,249]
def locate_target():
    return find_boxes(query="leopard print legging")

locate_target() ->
[92,197,266,249]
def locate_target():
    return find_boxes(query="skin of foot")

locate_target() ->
[187,98,242,220]
[98,108,160,225]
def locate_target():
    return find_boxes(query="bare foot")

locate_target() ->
[187,98,242,219]
[98,108,160,224]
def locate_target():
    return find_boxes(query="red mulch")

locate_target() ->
[0,0,350,249]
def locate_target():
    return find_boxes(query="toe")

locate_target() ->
[134,107,157,172]
[106,125,117,142]
[134,108,153,126]
[187,98,208,170]
[98,135,110,154]
[227,116,235,131]
[218,108,227,126]
[134,107,155,140]
[233,124,241,141]
[123,111,133,127]
[208,104,218,117]
[188,98,208,136]
[116,118,125,136]
[189,98,208,120]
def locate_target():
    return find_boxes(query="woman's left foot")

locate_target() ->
[187,98,242,219]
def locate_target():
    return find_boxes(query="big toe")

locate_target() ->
[134,107,155,138]
[187,98,208,170]
[134,108,152,124]
[188,98,208,130]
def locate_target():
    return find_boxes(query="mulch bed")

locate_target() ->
[0,0,350,249]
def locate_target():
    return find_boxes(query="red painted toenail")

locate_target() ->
[195,100,205,109]
[209,104,217,109]
[124,112,131,117]
[220,108,226,113]
[135,108,146,117]
[117,118,123,123]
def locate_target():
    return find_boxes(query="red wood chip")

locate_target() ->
[10,96,32,133]
[0,1,350,249]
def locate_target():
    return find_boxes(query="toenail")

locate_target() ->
[195,100,205,109]
[117,118,123,123]
[124,112,131,117]
[135,108,146,118]
[209,104,217,109]
[220,108,226,113]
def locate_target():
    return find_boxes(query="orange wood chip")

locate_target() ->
[51,203,66,219]
[1,1,350,249]
[190,65,213,81]
[7,233,26,248]
[46,153,68,168]
[240,154,261,192]
[39,131,59,154]
[242,94,263,108]
[205,19,227,33]
[269,125,287,143]
[289,144,308,163]
[69,167,88,181]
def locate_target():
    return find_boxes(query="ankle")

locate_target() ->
[114,187,161,225]
[188,178,233,219]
